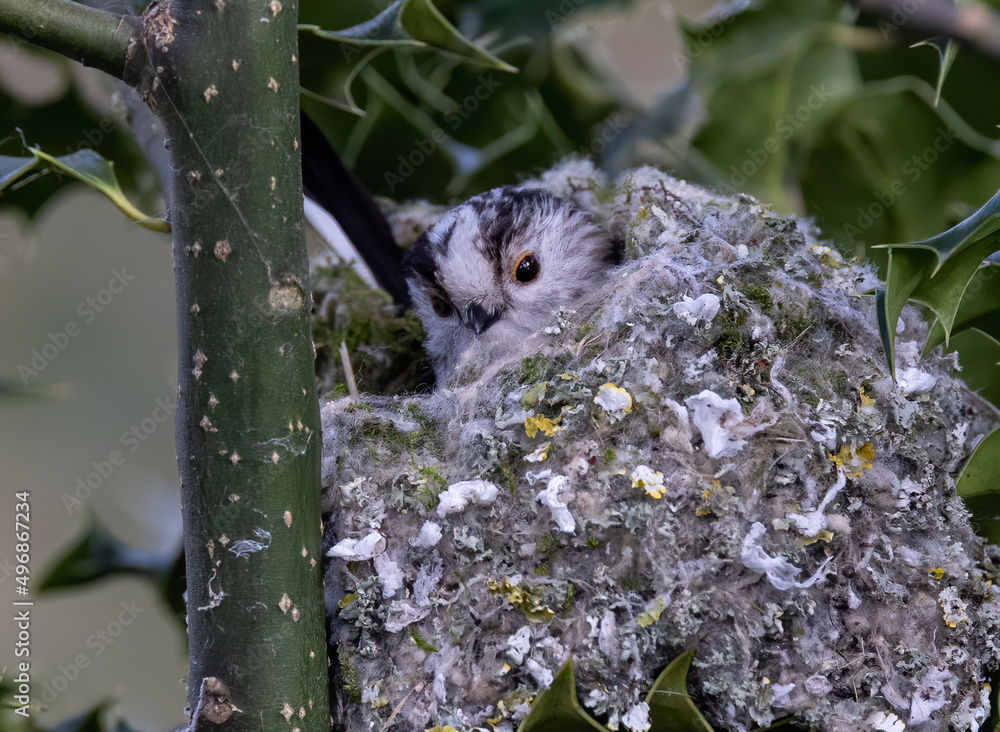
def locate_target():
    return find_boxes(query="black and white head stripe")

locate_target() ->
[402,185,620,378]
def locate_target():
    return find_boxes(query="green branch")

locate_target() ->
[0,0,138,80]
[141,1,330,728]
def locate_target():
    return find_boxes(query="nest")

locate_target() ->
[318,161,999,732]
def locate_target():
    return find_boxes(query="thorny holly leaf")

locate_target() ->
[644,649,715,732]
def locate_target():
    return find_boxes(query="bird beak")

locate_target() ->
[465,303,501,335]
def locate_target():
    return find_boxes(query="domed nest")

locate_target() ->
[318,162,999,732]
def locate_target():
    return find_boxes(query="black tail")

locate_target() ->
[300,112,410,306]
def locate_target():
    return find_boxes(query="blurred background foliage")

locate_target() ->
[299,0,1000,268]
[2,0,1000,730]
[7,0,1000,257]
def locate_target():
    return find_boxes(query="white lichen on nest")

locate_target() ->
[319,162,1000,732]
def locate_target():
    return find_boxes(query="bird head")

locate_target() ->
[404,187,619,379]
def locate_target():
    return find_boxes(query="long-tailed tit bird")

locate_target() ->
[301,113,620,380]
[403,187,620,378]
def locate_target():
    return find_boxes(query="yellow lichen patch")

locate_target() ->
[929,567,945,580]
[858,385,876,408]
[797,529,834,546]
[696,479,734,516]
[637,597,665,627]
[525,413,559,439]
[486,689,533,730]
[338,592,357,609]
[811,244,844,268]
[631,465,665,499]
[487,577,554,623]
[425,727,461,732]
[939,586,968,627]
[828,442,875,478]
[520,381,547,408]
[594,383,633,420]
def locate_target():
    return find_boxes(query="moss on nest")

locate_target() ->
[311,263,430,396]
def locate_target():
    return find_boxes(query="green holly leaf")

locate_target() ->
[1,148,168,232]
[517,659,609,732]
[39,520,176,592]
[32,149,169,232]
[51,702,110,732]
[956,423,1000,546]
[945,327,1000,407]
[0,154,39,192]
[300,48,384,116]
[956,424,1000,496]
[873,186,1000,372]
[40,518,186,622]
[302,0,517,72]
[911,37,960,106]
[986,672,1000,732]
[925,262,1000,351]
[645,649,715,732]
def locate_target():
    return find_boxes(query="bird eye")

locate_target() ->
[513,252,540,284]
[429,292,454,318]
